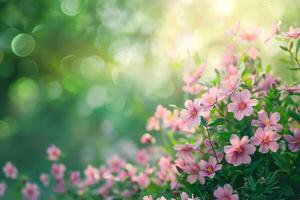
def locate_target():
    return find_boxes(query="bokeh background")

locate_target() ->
[0,0,300,179]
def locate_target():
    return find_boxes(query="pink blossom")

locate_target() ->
[282,26,300,39]
[84,165,100,183]
[55,179,66,193]
[280,84,300,93]
[251,110,283,131]
[265,20,281,42]
[22,183,40,200]
[140,133,155,144]
[221,75,240,97]
[251,128,280,153]
[174,143,199,160]
[132,172,150,188]
[247,47,259,60]
[143,195,153,200]
[200,87,221,111]
[154,105,171,119]
[224,134,256,166]
[107,155,126,173]
[146,116,160,131]
[183,65,205,86]
[199,156,222,179]
[222,53,238,67]
[70,171,81,185]
[0,182,6,196]
[257,75,279,95]
[136,150,149,166]
[228,89,258,120]
[40,173,49,187]
[239,27,260,42]
[285,128,300,152]
[3,162,18,179]
[120,190,132,198]
[180,192,200,200]
[182,84,202,95]
[47,144,61,161]
[213,184,239,200]
[51,163,66,180]
[181,99,202,128]
[184,162,205,185]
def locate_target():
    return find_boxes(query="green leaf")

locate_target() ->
[288,67,300,71]
[280,183,295,196]
[208,118,225,127]
[201,116,207,127]
[296,39,300,56]
[271,153,292,171]
[280,45,289,52]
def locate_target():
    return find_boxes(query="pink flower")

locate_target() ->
[213,184,239,200]
[285,128,300,152]
[228,89,258,120]
[51,163,66,180]
[239,27,260,42]
[185,162,205,185]
[247,47,259,60]
[136,150,149,166]
[180,192,200,200]
[283,26,300,39]
[0,182,6,196]
[200,87,221,112]
[3,162,18,179]
[265,20,281,43]
[146,116,160,131]
[183,65,205,86]
[199,156,222,179]
[182,84,202,95]
[40,173,49,187]
[47,144,61,161]
[107,155,126,173]
[224,134,256,166]
[174,143,199,160]
[140,133,155,144]
[143,195,153,200]
[154,105,171,119]
[84,165,100,183]
[132,172,150,188]
[22,183,40,200]
[280,84,300,93]
[251,110,283,131]
[257,75,279,95]
[70,171,81,185]
[251,128,280,153]
[221,75,240,97]
[181,99,202,128]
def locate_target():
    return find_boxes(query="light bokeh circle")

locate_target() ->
[11,33,35,57]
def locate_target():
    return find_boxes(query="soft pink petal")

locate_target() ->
[269,142,279,152]
[244,107,254,117]
[258,110,268,121]
[228,103,239,112]
[270,112,280,123]
[259,144,269,153]
[240,89,250,101]
[234,110,245,120]
[213,187,224,198]
[231,92,241,103]
[230,134,240,146]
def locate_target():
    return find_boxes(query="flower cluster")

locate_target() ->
[1,23,300,199]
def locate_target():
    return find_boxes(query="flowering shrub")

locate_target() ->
[1,24,300,200]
